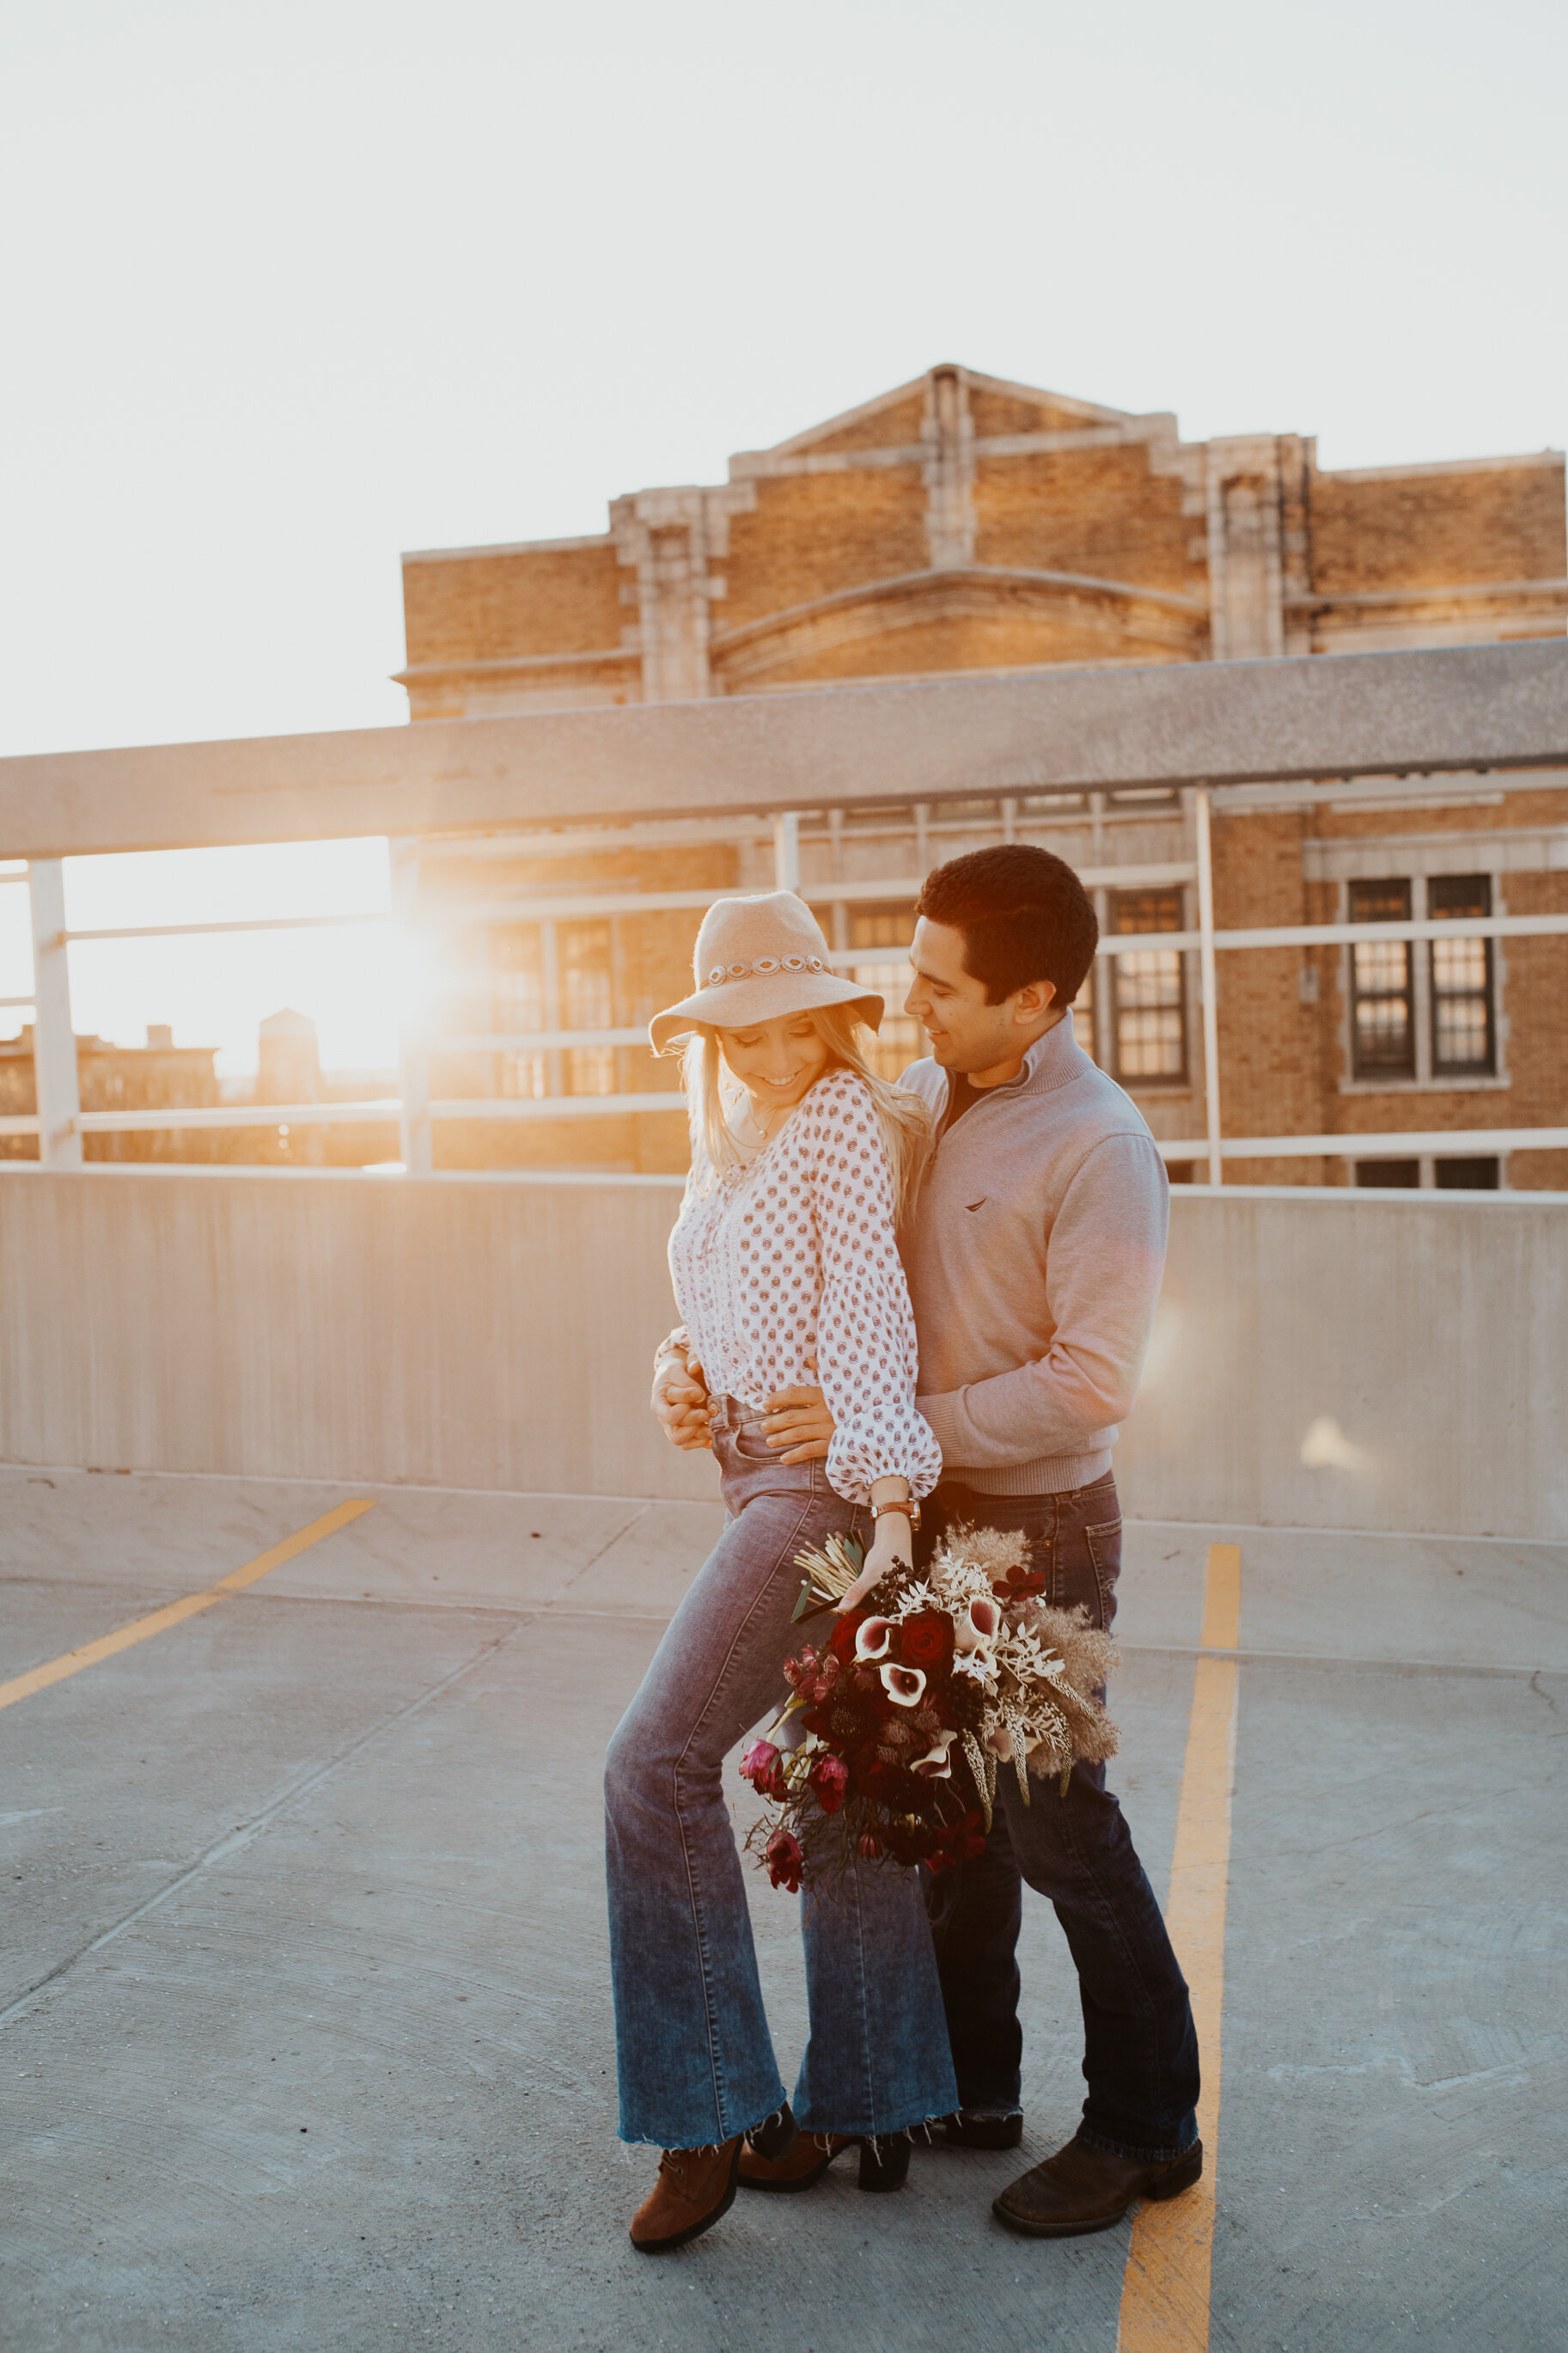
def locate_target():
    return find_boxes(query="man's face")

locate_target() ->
[905,916,1052,1073]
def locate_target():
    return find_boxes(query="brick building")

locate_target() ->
[398,365,1568,1189]
[0,1027,220,1160]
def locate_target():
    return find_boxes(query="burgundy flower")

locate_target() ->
[828,1613,865,1661]
[857,1830,883,1860]
[765,1827,804,1892]
[809,1753,851,1814]
[740,1739,786,1800]
[992,1567,1048,1600]
[897,1611,955,1672]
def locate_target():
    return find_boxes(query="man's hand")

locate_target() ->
[651,1333,712,1452]
[760,1378,835,1464]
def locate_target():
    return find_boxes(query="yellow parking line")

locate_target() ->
[1117,1542,1242,2353]
[0,1500,375,1714]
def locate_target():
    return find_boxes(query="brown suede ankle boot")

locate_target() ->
[737,2132,855,2192]
[629,2138,742,2252]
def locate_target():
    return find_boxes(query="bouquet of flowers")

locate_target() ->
[742,1525,1120,1893]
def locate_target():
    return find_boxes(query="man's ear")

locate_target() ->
[1011,978,1058,1024]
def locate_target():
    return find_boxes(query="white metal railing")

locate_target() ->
[5,773,1566,1182]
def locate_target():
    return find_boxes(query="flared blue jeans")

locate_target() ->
[604,1403,957,2148]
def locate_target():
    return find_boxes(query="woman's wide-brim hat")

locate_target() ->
[650,891,885,1053]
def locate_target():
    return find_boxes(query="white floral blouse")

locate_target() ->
[668,1067,942,1506]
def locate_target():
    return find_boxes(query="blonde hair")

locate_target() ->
[674,1003,930,1223]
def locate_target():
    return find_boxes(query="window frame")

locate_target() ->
[1427,874,1497,1079]
[1107,887,1191,1091]
[1347,878,1416,1081]
[1338,871,1506,1096]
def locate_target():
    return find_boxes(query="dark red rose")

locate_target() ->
[897,1611,955,1672]
[828,1613,865,1661]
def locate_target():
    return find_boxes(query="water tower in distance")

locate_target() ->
[256,1008,322,1106]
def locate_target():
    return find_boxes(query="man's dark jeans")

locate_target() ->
[921,1472,1200,2163]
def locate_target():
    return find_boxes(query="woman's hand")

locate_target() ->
[838,1523,912,1613]
[651,1336,713,1452]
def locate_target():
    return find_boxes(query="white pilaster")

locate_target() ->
[391,840,432,1176]
[27,859,82,1167]
[924,366,975,570]
[1205,437,1286,660]
[613,486,754,704]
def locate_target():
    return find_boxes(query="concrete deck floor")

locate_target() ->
[1,1466,1564,2353]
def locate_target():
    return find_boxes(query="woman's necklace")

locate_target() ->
[732,1093,791,1153]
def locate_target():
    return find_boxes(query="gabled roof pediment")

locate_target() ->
[742,364,1144,467]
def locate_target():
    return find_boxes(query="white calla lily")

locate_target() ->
[954,1597,1001,1653]
[911,1733,956,1779]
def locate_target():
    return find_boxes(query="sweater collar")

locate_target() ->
[949,1009,1092,1110]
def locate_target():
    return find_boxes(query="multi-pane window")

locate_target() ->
[558,921,616,1096]
[491,920,618,1096]
[1073,957,1095,1063]
[1110,890,1187,1083]
[1348,880,1415,1079]
[491,926,546,1099]
[849,907,922,1083]
[1428,875,1495,1076]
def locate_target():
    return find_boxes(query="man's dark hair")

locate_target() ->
[914,844,1098,1006]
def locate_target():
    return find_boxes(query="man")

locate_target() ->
[653,844,1199,2238]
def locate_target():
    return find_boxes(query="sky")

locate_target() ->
[1,0,1564,1070]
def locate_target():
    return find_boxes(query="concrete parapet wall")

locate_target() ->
[1,1170,1562,1537]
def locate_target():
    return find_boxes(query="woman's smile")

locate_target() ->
[717,1011,833,1116]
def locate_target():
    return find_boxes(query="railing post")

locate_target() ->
[773,811,801,894]
[1194,788,1223,1186]
[391,840,432,1176]
[27,859,82,1168]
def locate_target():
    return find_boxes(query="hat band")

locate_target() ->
[704,953,826,987]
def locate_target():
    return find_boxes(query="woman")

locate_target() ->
[605,889,957,2253]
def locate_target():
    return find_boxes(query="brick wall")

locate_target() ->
[1498,867,1568,1189]
[721,467,928,627]
[1204,793,1568,1189]
[403,541,625,665]
[717,589,1198,689]
[973,445,1200,596]
[1309,465,1566,595]
[968,387,1108,437]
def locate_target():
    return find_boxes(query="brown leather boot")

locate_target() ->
[629,2139,742,2252]
[739,2131,912,2194]
[738,2133,854,2192]
[992,2135,1203,2238]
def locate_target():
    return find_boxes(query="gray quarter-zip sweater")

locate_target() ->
[900,1011,1168,1495]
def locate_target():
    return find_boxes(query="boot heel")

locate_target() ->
[1145,2142,1204,2201]
[857,2134,911,2192]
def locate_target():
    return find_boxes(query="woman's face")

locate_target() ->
[717,1011,832,1115]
